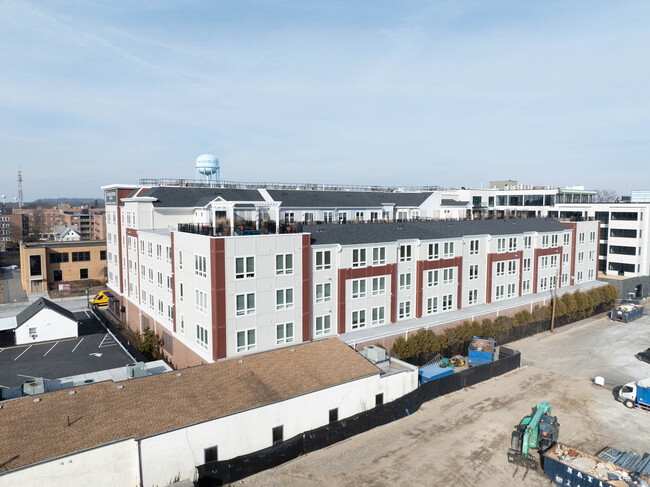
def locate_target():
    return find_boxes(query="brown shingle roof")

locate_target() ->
[0,338,379,473]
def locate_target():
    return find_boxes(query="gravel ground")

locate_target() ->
[236,313,650,487]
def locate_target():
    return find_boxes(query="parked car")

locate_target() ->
[635,350,650,364]
[89,291,109,306]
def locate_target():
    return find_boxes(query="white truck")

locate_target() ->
[619,378,650,412]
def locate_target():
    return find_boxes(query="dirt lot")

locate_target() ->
[239,314,650,486]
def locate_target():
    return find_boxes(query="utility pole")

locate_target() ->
[550,269,559,332]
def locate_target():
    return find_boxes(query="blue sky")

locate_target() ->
[0,0,649,199]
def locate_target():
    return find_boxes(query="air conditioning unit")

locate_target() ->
[365,346,387,363]
[23,378,45,396]
[126,362,148,379]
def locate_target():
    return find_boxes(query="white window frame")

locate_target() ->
[276,322,294,345]
[236,293,256,316]
[399,273,412,290]
[315,250,331,271]
[315,283,331,303]
[372,247,386,266]
[276,253,294,275]
[236,256,255,279]
[195,254,207,278]
[371,306,385,326]
[276,288,294,310]
[352,248,367,268]
[399,244,412,262]
[236,329,256,352]
[315,315,332,336]
[352,279,366,299]
[398,301,411,319]
[351,310,366,329]
[196,324,208,350]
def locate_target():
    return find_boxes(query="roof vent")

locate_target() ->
[176,373,182,377]
[238,360,244,364]
[126,362,148,379]
[23,378,45,396]
[69,390,76,395]
[290,348,295,352]
[33,398,41,403]
[117,385,124,389]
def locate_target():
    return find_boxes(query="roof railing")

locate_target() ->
[138,178,441,193]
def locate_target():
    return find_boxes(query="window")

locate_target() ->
[443,242,454,258]
[315,283,331,303]
[589,231,596,243]
[578,252,584,264]
[372,276,386,295]
[541,256,548,270]
[235,256,255,279]
[179,282,184,302]
[509,237,517,252]
[352,279,366,298]
[589,250,595,262]
[550,255,558,268]
[508,260,517,275]
[315,250,331,270]
[71,251,90,262]
[178,250,183,269]
[576,271,583,283]
[375,393,384,407]
[284,212,295,223]
[523,258,531,272]
[167,305,174,323]
[427,297,438,314]
[141,290,146,303]
[304,212,314,223]
[399,244,412,262]
[195,254,207,277]
[180,314,185,333]
[49,252,69,264]
[157,272,163,288]
[355,211,364,221]
[578,233,585,244]
[469,239,479,255]
[166,246,172,263]
[140,240,145,255]
[323,211,333,223]
[442,294,453,311]
[468,289,478,305]
[329,408,338,423]
[524,236,532,249]
[147,242,153,257]
[148,269,153,283]
[236,293,256,316]
[204,446,218,463]
[372,247,386,266]
[551,235,558,247]
[399,273,412,290]
[79,268,88,279]
[522,280,530,294]
[140,264,145,276]
[315,315,331,336]
[398,301,411,319]
[158,299,164,316]
[564,233,570,245]
[149,295,154,310]
[352,248,367,268]
[275,254,293,275]
[428,243,439,260]
[371,306,385,325]
[497,238,506,253]
[195,290,208,314]
[352,310,366,329]
[539,277,548,291]
[496,262,505,276]
[563,253,569,264]
[276,288,294,310]
[588,269,594,280]
[443,268,454,284]
[156,244,162,260]
[542,235,549,248]
[495,285,504,301]
[427,270,439,287]
[276,322,294,344]
[237,329,256,352]
[272,426,283,445]
[507,283,516,298]
[469,264,478,280]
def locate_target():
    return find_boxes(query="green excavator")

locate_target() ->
[507,401,560,469]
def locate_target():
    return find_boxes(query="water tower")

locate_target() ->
[195,154,220,183]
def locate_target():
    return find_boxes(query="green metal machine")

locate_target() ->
[507,401,560,469]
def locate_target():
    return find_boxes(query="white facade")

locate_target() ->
[15,307,78,345]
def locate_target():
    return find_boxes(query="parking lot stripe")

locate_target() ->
[43,342,59,357]
[71,337,84,352]
[14,345,31,361]
[98,334,109,348]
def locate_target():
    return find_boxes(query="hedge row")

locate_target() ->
[391,284,618,365]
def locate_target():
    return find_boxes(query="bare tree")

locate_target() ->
[595,189,618,202]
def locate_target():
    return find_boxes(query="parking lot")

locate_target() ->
[240,312,650,486]
[0,311,135,388]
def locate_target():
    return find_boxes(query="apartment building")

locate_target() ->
[103,183,598,368]
[13,205,105,240]
[0,213,28,250]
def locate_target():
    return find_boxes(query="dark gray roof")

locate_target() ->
[266,190,433,208]
[138,187,266,207]
[16,298,78,328]
[441,199,470,207]
[309,218,570,246]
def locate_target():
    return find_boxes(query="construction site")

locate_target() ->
[239,312,650,486]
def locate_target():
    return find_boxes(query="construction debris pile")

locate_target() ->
[550,445,650,486]
[598,447,650,478]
